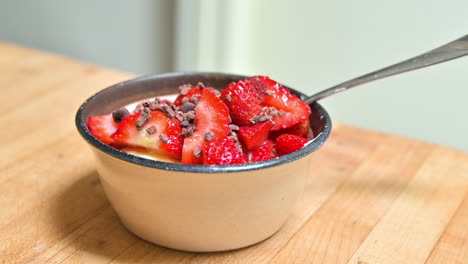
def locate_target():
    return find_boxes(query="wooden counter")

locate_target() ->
[1,43,466,264]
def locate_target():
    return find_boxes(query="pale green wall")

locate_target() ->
[0,0,174,74]
[184,0,468,151]
[243,0,468,151]
[2,0,467,151]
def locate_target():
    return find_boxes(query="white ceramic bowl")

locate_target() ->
[76,72,331,252]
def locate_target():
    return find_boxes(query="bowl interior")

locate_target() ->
[76,72,332,173]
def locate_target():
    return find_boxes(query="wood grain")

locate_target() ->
[345,147,468,264]
[1,42,467,264]
[425,192,468,264]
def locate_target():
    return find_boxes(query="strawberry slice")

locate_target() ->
[111,110,183,159]
[249,140,277,162]
[87,114,121,147]
[269,119,310,140]
[258,76,311,131]
[203,138,247,165]
[221,77,266,126]
[180,133,204,165]
[181,89,231,164]
[173,84,217,107]
[221,76,311,131]
[276,134,309,156]
[238,121,273,150]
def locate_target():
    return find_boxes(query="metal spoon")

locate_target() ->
[304,35,468,104]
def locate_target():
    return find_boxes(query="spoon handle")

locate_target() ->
[304,34,468,104]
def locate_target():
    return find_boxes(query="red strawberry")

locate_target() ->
[276,134,309,156]
[258,76,311,131]
[181,89,231,164]
[173,84,217,107]
[238,121,273,150]
[111,110,183,159]
[221,76,311,131]
[203,138,247,165]
[87,114,121,147]
[249,140,277,162]
[180,133,204,165]
[221,77,266,126]
[269,119,310,140]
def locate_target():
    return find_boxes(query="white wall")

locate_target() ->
[0,0,174,74]
[176,0,468,151]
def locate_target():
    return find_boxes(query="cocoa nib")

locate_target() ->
[134,101,150,113]
[181,126,194,137]
[148,100,162,111]
[250,106,285,124]
[180,120,190,127]
[251,115,272,125]
[263,106,282,117]
[228,131,243,153]
[229,124,239,131]
[190,95,200,105]
[178,107,196,137]
[204,131,214,142]
[228,131,239,141]
[136,107,151,130]
[181,110,196,122]
[175,113,184,123]
[179,84,192,95]
[266,107,279,116]
[179,102,195,113]
[147,99,180,119]
[112,107,130,123]
[212,89,221,97]
[161,104,177,118]
[193,147,202,159]
[159,134,169,143]
[146,125,157,135]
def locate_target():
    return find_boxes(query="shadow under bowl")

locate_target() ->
[75,72,332,252]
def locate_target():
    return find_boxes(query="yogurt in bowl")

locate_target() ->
[75,72,331,252]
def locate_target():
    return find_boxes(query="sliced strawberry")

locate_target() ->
[258,76,311,131]
[203,138,247,165]
[238,121,273,150]
[276,134,309,156]
[221,77,266,126]
[269,119,310,140]
[87,114,121,147]
[181,89,231,164]
[249,140,277,162]
[221,76,310,130]
[111,110,183,159]
[180,133,204,164]
[173,84,217,107]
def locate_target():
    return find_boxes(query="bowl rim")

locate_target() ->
[75,72,332,173]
